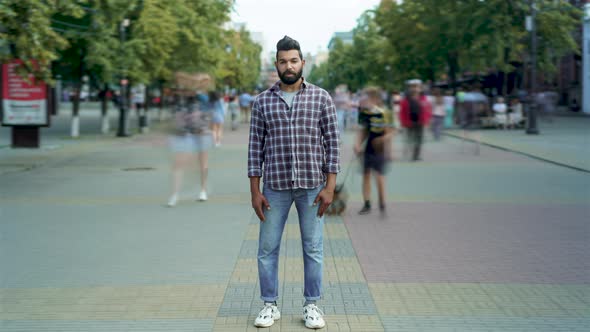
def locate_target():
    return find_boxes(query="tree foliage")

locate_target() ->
[309,11,392,91]
[215,28,262,91]
[2,0,261,91]
[0,0,84,81]
[310,0,583,93]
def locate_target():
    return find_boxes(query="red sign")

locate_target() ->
[1,59,48,126]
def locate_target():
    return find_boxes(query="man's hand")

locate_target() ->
[251,191,270,222]
[313,188,334,217]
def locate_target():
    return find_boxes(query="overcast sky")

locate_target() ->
[230,0,382,56]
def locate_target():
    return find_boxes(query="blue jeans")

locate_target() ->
[258,184,324,302]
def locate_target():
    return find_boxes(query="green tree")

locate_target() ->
[3,1,260,136]
[52,1,136,137]
[309,10,393,92]
[216,28,262,92]
[375,0,583,92]
[165,0,233,76]
[0,0,84,81]
[53,0,235,136]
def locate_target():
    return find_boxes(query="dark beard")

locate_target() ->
[278,68,302,85]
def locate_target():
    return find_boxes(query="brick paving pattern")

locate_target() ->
[1,112,589,331]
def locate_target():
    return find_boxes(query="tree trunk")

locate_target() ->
[71,82,81,138]
[71,50,84,138]
[502,47,511,96]
[126,80,134,133]
[141,85,149,133]
[100,83,110,134]
[447,51,459,94]
[158,81,165,121]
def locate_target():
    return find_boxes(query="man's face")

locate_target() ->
[275,50,305,85]
[409,84,422,96]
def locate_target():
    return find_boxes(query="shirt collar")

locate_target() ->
[269,77,309,94]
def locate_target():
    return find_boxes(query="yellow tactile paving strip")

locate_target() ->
[213,213,385,331]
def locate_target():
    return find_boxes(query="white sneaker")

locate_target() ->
[198,190,208,201]
[167,194,178,207]
[303,303,325,329]
[254,303,280,328]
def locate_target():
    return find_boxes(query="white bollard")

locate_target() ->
[101,114,110,134]
[71,115,80,138]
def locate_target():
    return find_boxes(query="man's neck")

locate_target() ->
[280,78,303,92]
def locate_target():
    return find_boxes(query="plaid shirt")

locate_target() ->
[248,80,340,190]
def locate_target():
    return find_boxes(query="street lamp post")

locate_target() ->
[583,2,590,114]
[526,0,539,134]
[117,18,130,137]
[385,65,392,104]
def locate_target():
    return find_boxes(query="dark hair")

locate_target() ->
[276,35,303,60]
[208,91,220,101]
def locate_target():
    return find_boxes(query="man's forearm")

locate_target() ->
[250,176,261,194]
[324,173,337,192]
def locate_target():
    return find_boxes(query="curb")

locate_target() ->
[444,132,590,174]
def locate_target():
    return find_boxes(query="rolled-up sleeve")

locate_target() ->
[319,93,340,174]
[248,99,265,177]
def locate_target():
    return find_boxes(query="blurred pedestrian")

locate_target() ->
[333,85,351,135]
[166,92,213,206]
[354,87,394,216]
[208,91,225,147]
[350,91,361,130]
[390,91,402,130]
[248,36,339,330]
[430,88,446,140]
[537,88,559,122]
[112,90,121,108]
[399,79,432,161]
[508,97,524,128]
[132,84,146,113]
[570,98,581,112]
[443,90,455,128]
[493,96,509,129]
[459,85,488,154]
[228,95,240,131]
[239,91,253,123]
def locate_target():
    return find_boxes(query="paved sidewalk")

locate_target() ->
[446,115,590,172]
[340,124,590,331]
[1,121,385,331]
[1,115,589,331]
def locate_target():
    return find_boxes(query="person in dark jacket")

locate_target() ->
[399,79,432,161]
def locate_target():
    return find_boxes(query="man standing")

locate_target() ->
[248,36,340,329]
[399,79,432,161]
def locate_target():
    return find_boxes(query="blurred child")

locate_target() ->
[354,87,395,217]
